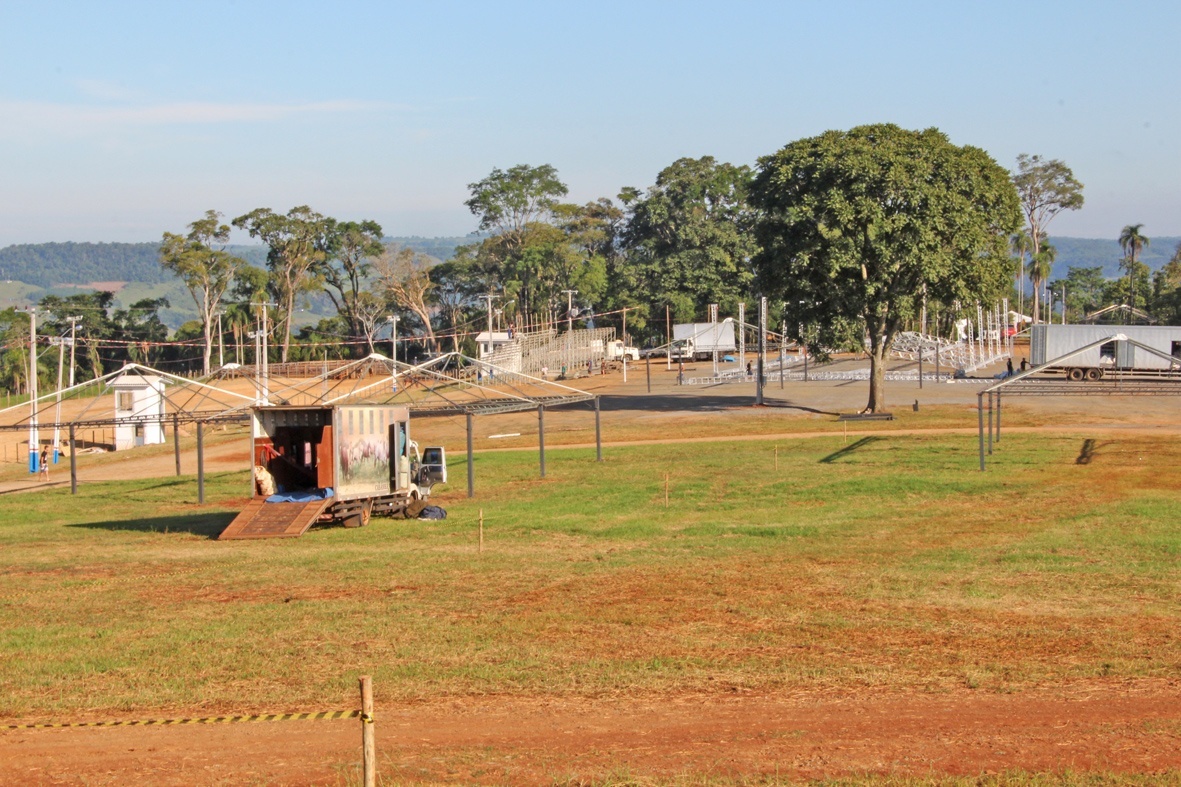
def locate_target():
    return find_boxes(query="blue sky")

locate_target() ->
[1,0,1178,246]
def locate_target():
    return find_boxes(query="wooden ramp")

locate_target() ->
[218,499,333,540]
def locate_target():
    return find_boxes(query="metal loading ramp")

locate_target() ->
[217,499,333,540]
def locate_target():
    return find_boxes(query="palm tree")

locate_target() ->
[1010,230,1033,318]
[1028,243,1056,323]
[1119,224,1150,310]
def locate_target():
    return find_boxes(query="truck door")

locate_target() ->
[420,446,447,486]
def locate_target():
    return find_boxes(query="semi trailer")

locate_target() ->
[1030,324,1181,380]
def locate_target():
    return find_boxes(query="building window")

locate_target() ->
[117,391,134,411]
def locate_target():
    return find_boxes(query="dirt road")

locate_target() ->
[4,681,1178,785]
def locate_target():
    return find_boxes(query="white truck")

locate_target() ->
[605,339,640,361]
[670,321,737,361]
[219,404,447,539]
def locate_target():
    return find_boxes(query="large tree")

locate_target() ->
[159,210,245,375]
[1118,223,1150,310]
[374,246,439,353]
[751,124,1021,413]
[317,219,385,354]
[1012,154,1084,321]
[232,206,330,363]
[623,156,757,328]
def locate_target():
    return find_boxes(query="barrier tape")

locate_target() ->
[6,709,360,730]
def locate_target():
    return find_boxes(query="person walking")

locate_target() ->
[38,445,50,480]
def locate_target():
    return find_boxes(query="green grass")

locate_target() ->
[1,431,1179,720]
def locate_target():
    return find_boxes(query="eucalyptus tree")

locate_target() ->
[233,206,330,363]
[374,246,439,353]
[159,210,245,374]
[1118,223,1150,310]
[1012,154,1084,319]
[318,219,385,354]
[752,124,1020,414]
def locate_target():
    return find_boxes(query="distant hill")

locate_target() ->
[0,236,470,288]
[1047,236,1180,280]
[0,242,172,288]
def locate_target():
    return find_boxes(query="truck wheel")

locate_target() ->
[1067,368,1085,381]
[1085,368,1102,381]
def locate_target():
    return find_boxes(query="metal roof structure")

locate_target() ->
[0,362,257,432]
[255,352,596,415]
[0,352,597,434]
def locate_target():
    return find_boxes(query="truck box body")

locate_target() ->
[251,404,414,502]
[1031,324,1181,371]
[671,322,737,360]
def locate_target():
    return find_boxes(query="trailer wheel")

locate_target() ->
[1085,368,1102,381]
[1067,368,1085,381]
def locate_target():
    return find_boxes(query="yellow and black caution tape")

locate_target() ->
[6,709,360,730]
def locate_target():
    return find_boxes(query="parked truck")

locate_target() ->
[1030,324,1181,381]
[605,339,640,361]
[670,321,737,361]
[219,403,447,539]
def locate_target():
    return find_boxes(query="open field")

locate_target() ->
[1,365,1180,784]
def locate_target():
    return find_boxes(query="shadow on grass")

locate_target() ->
[819,436,880,464]
[66,512,236,539]
[1076,438,1114,465]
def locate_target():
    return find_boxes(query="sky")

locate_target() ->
[1,0,1178,247]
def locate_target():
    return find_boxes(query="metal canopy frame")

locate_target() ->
[975,333,1181,470]
[3,354,603,501]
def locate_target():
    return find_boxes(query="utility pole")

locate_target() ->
[561,290,578,334]
[27,308,38,474]
[68,316,80,388]
[53,332,66,462]
[480,293,497,359]
[738,302,746,370]
[386,315,399,363]
[756,297,766,406]
[665,305,671,371]
[217,311,225,369]
[709,303,719,377]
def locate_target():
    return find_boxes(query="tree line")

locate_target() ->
[5,122,1180,411]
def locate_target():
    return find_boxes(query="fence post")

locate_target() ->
[359,675,375,787]
[173,413,181,476]
[69,423,77,495]
[196,422,205,504]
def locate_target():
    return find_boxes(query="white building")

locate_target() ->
[111,373,166,450]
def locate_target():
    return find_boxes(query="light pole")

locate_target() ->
[386,315,398,363]
[27,307,38,474]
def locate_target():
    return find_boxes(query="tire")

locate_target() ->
[1067,368,1085,381]
[1085,368,1102,381]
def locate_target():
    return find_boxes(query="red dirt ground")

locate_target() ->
[3,681,1179,785]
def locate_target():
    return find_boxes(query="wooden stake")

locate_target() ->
[359,675,375,787]
[664,473,669,508]
[479,509,484,553]
[844,421,848,444]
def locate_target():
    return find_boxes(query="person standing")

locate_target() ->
[38,445,50,480]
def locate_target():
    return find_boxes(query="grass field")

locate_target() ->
[1,426,1178,724]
